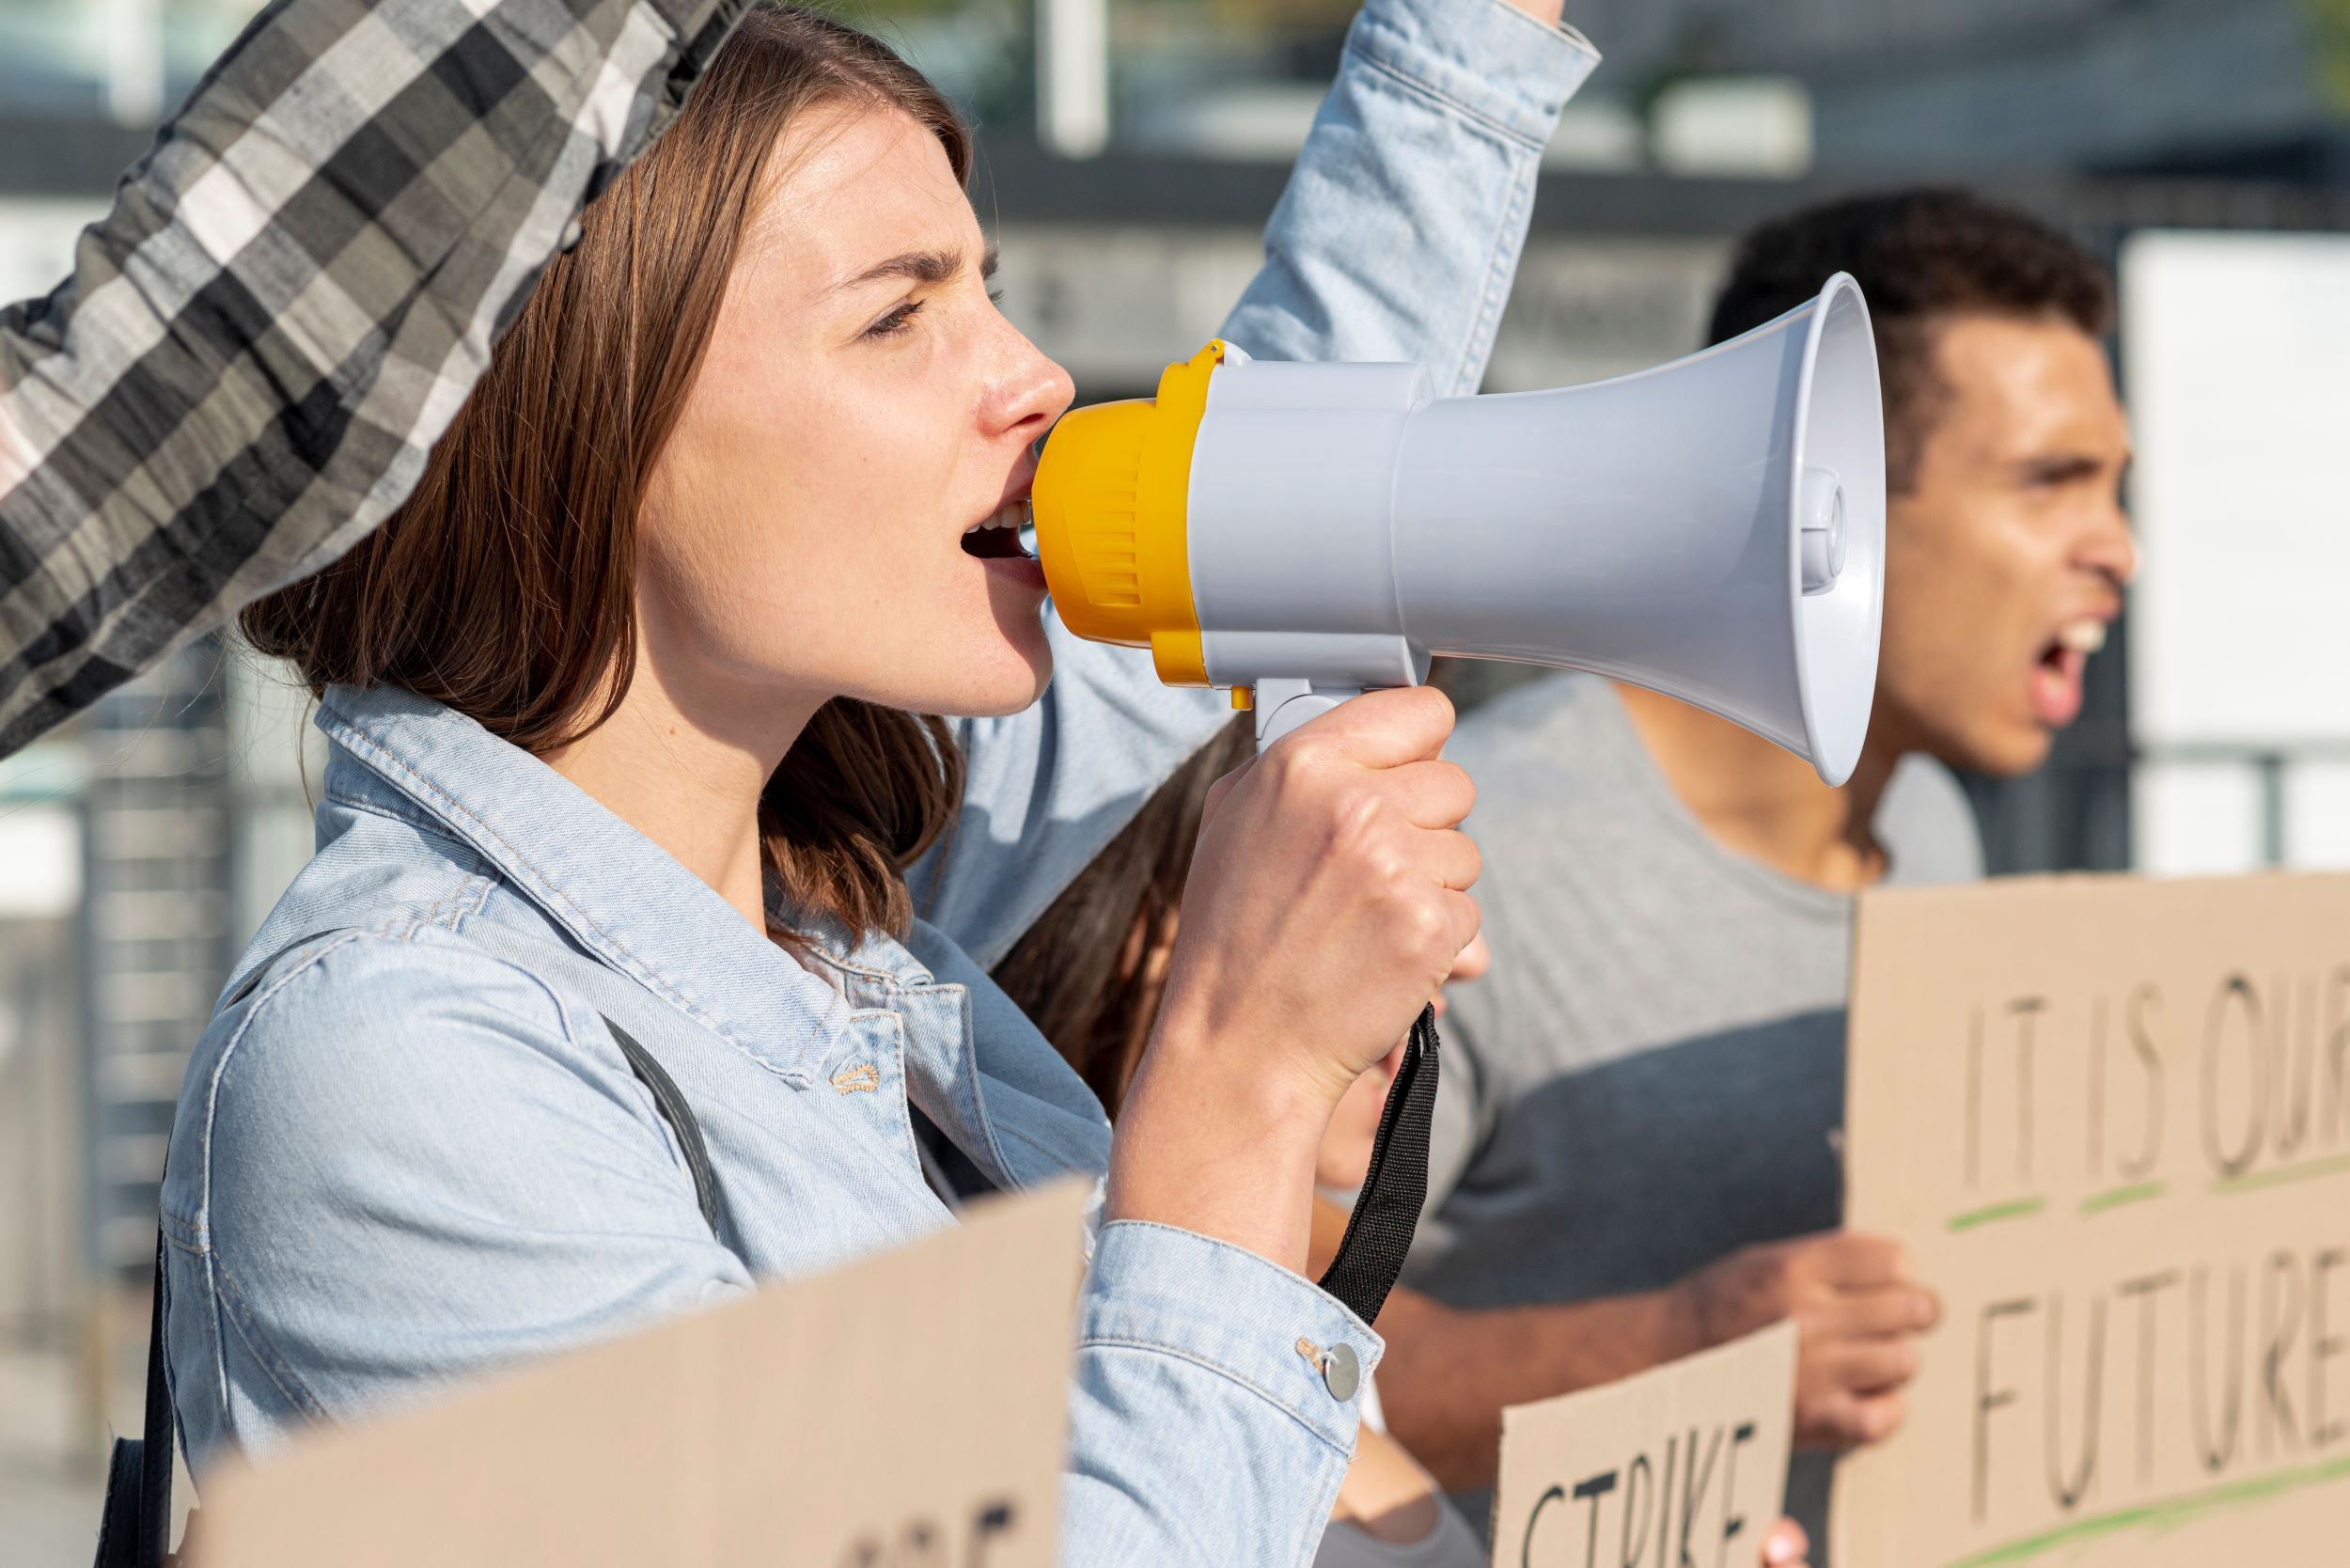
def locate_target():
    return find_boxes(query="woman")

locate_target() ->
[160,2,1601,1560]
[995,727,1812,1568]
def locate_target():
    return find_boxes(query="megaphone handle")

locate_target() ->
[1254,680,1365,749]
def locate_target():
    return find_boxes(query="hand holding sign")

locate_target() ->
[1676,1231,1942,1450]
[1837,871,2350,1568]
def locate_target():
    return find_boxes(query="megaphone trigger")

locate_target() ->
[1251,679,1361,747]
[1033,273,1888,784]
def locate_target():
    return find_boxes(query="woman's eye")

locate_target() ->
[865,299,924,339]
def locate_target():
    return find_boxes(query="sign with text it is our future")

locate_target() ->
[1834,872,2350,1568]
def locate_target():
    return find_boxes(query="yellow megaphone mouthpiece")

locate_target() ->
[1031,341,1225,689]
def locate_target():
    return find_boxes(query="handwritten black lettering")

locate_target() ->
[2313,1248,2348,1450]
[1975,1298,2036,1522]
[2189,1262,2248,1472]
[967,1501,1017,1568]
[2202,977,2268,1180]
[1966,1006,1985,1189]
[2258,1250,2306,1458]
[2044,1293,2106,1511]
[2121,983,2165,1181]
[2013,997,2045,1184]
[2273,973,2318,1159]
[1573,1472,1620,1568]
[1621,1451,1655,1568]
[1717,1421,1756,1568]
[1676,1425,1722,1568]
[2116,1269,2181,1484]
[2325,967,2350,1145]
[1521,1484,1569,1568]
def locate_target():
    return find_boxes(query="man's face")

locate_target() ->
[1872,313,2136,777]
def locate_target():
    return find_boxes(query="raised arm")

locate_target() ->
[0,0,750,757]
[918,0,1599,968]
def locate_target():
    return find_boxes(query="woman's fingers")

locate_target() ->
[1289,685,1456,767]
[1386,757,1477,828]
[1426,827,1481,893]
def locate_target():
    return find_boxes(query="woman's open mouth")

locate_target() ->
[962,499,1035,562]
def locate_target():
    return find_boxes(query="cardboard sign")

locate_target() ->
[1490,1321,1797,1568]
[192,1180,1089,1568]
[1836,873,2350,1568]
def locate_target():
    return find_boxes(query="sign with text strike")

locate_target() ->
[1490,1321,1797,1568]
[192,1181,1089,1568]
[1836,873,2350,1568]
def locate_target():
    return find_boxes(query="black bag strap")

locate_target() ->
[603,1017,719,1236]
[92,1236,173,1568]
[1313,1003,1441,1328]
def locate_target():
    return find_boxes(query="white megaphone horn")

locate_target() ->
[1032,273,1885,784]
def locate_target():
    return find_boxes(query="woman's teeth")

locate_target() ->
[2056,619,2107,655]
[964,500,1028,537]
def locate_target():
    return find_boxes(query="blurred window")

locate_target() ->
[0,0,265,123]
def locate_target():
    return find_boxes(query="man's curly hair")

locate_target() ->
[1708,190,2113,494]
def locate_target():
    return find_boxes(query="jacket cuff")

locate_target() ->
[1082,1220,1384,1456]
[1346,0,1602,151]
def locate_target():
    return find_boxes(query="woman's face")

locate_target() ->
[640,102,1074,722]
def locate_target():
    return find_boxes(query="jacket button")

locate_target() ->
[1321,1341,1360,1402]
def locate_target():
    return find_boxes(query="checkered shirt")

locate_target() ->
[0,0,750,757]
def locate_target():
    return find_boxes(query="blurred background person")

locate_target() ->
[1372,190,2133,1558]
[6,0,2350,1556]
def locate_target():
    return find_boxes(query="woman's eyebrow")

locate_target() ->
[835,242,1001,292]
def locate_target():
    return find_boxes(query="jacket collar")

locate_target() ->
[316,682,890,1081]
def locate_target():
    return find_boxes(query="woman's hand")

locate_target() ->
[1763,1518,1809,1567]
[1107,687,1480,1274]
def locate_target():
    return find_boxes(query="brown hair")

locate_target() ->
[241,4,968,937]
[991,717,1255,1117]
[1705,189,2115,494]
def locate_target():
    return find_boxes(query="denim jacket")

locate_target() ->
[162,6,1598,1562]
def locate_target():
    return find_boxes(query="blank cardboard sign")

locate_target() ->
[1490,1321,1797,1568]
[1836,873,2350,1568]
[190,1180,1089,1568]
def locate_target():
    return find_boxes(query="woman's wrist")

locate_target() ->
[1104,1019,1335,1277]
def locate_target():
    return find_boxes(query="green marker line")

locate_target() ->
[2077,1180,2165,1216]
[1945,1197,2045,1232]
[1939,1451,2350,1568]
[2212,1151,2350,1197]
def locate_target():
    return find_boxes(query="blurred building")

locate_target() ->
[0,6,2347,1515]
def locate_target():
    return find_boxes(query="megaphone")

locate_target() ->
[1033,273,1885,785]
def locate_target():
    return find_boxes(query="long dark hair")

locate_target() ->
[991,718,1256,1117]
[239,5,968,938]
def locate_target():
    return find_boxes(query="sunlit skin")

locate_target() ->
[548,105,1072,926]
[1866,312,2137,778]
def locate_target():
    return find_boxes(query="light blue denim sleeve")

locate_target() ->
[914,0,1600,970]
[1064,1223,1384,1566]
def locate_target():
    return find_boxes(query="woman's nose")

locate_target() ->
[987,330,1074,443]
